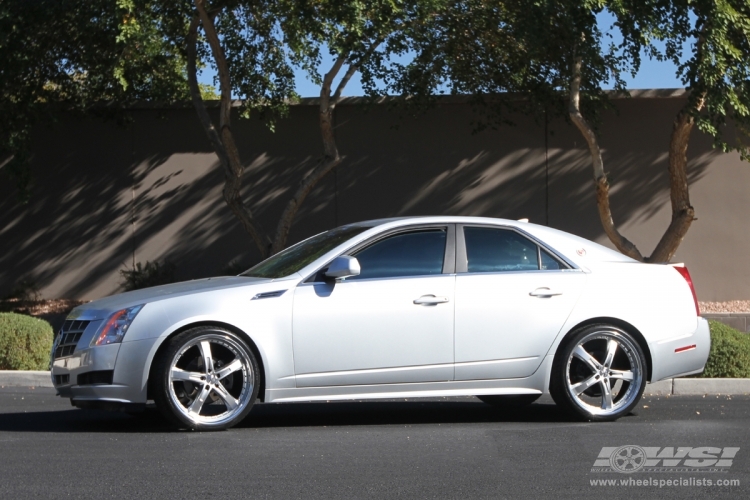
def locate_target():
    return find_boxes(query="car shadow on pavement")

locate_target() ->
[0,398,601,433]
[0,407,174,433]
[238,399,582,429]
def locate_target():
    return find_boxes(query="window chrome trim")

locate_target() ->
[297,272,456,286]
[455,223,578,273]
[301,223,456,284]
[456,269,582,278]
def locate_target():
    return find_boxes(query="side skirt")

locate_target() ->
[266,355,552,403]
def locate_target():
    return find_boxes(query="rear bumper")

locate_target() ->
[649,317,711,382]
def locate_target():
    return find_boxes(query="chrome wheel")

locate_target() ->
[163,331,256,428]
[564,329,643,417]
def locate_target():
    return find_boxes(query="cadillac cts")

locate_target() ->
[51,217,710,430]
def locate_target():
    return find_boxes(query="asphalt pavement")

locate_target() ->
[0,387,748,499]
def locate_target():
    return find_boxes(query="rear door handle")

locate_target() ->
[413,294,450,305]
[529,287,563,297]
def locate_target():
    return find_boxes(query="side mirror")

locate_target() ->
[325,255,361,280]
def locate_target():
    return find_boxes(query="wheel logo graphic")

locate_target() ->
[610,445,646,473]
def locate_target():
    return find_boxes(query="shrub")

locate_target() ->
[0,312,54,370]
[694,321,750,378]
[119,260,177,291]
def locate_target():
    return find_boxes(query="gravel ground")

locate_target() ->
[699,301,750,313]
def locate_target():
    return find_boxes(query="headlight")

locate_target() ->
[90,305,144,346]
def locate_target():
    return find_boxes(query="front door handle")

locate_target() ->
[529,287,563,297]
[413,294,450,305]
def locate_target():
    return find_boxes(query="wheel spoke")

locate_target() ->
[213,383,239,411]
[609,369,634,381]
[198,341,214,373]
[603,339,618,369]
[188,384,212,415]
[601,380,613,410]
[571,375,600,395]
[215,358,243,380]
[171,367,204,384]
[572,345,602,371]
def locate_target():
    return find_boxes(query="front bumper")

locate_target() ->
[51,336,160,407]
[649,317,711,382]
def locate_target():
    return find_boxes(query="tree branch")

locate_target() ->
[331,63,358,104]
[186,15,229,168]
[194,0,232,132]
[270,56,360,254]
[568,53,645,261]
[647,91,705,262]
[270,37,386,254]
[192,1,271,256]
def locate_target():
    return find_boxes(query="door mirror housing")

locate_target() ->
[325,256,361,280]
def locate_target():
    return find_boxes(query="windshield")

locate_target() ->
[241,224,373,279]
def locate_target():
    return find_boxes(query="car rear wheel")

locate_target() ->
[476,394,541,408]
[153,326,259,431]
[550,324,646,422]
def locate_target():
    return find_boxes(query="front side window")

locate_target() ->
[464,227,539,272]
[348,229,447,280]
[242,225,371,279]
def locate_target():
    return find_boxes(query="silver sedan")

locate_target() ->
[51,217,710,430]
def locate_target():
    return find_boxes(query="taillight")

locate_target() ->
[672,264,700,316]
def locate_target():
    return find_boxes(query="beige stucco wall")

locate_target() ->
[1,93,748,301]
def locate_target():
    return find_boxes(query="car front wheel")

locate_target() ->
[550,324,647,422]
[152,326,259,431]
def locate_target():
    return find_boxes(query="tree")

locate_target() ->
[3,0,450,259]
[0,0,191,201]
[394,0,750,262]
[570,0,750,262]
[274,0,446,254]
[178,0,448,257]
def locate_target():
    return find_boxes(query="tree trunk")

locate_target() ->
[568,55,645,261]
[647,93,705,262]
[569,50,705,263]
[269,58,359,255]
[192,1,271,258]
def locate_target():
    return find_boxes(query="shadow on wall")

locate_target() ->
[0,98,719,300]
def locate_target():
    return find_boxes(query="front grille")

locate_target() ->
[54,320,90,359]
[77,370,114,386]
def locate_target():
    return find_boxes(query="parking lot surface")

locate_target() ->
[0,387,747,499]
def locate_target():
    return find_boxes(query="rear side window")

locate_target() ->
[540,249,563,270]
[348,229,446,280]
[464,227,539,272]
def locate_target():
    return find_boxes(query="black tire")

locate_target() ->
[152,326,260,431]
[476,394,541,408]
[550,324,647,422]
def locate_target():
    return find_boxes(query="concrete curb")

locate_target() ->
[0,371,53,388]
[646,378,750,396]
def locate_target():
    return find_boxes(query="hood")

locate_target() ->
[67,275,298,320]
